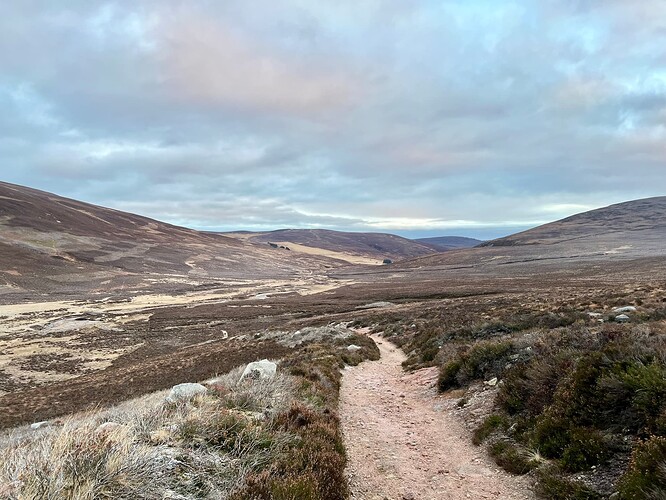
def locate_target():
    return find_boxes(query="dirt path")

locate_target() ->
[340,335,534,500]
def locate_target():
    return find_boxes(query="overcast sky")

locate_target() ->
[1,1,665,239]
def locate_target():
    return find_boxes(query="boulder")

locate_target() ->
[166,383,207,403]
[615,314,630,323]
[240,359,277,381]
[613,306,637,313]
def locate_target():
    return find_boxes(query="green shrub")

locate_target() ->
[473,414,508,445]
[532,414,572,458]
[437,359,462,391]
[560,428,609,472]
[537,465,603,500]
[617,436,666,499]
[489,440,539,475]
[498,352,574,416]
[437,340,514,392]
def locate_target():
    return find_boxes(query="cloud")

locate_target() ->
[0,1,665,238]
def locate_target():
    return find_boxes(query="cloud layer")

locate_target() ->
[1,1,665,238]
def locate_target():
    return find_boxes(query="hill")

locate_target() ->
[224,228,438,264]
[0,182,339,300]
[341,196,666,279]
[414,235,482,251]
[480,197,666,247]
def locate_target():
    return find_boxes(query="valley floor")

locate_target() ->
[340,334,534,500]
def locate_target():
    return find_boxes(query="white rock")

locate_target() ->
[484,377,498,387]
[240,359,277,381]
[587,312,603,318]
[30,421,51,430]
[347,344,362,352]
[613,306,637,313]
[166,383,207,403]
[95,422,125,435]
[615,314,630,323]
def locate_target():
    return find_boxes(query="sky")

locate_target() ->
[1,1,665,239]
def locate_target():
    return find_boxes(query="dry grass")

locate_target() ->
[0,368,297,499]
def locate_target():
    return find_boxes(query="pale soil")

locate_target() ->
[340,335,534,500]
[272,241,383,266]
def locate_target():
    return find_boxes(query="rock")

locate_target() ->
[587,312,603,318]
[95,421,125,435]
[402,493,415,500]
[484,377,498,387]
[615,314,630,323]
[613,306,637,313]
[30,421,51,430]
[240,359,277,381]
[347,344,362,352]
[166,383,207,403]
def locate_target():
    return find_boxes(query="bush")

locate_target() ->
[437,359,462,391]
[489,440,540,475]
[617,436,666,499]
[473,414,508,445]
[560,428,609,472]
[537,465,603,500]
[437,340,514,392]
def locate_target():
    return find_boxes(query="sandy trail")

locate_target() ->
[340,335,534,500]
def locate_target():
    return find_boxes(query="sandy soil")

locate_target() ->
[340,335,534,500]
[272,241,383,266]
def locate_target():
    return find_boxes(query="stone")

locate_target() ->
[240,359,277,381]
[95,421,125,435]
[484,377,498,387]
[30,421,51,430]
[615,314,630,323]
[166,383,207,403]
[587,312,603,318]
[613,306,637,313]
[347,344,362,351]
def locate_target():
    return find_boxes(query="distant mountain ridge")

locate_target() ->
[414,236,482,251]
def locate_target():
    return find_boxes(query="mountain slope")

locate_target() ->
[226,228,438,262]
[480,197,666,247]
[0,182,336,300]
[360,197,666,276]
[414,236,482,251]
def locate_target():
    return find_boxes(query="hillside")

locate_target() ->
[225,228,438,263]
[0,182,340,300]
[369,197,666,277]
[481,197,666,247]
[414,235,482,251]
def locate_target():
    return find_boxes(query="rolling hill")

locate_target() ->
[224,228,439,263]
[0,182,340,300]
[342,197,666,280]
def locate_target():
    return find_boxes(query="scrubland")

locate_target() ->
[361,283,666,498]
[0,330,378,499]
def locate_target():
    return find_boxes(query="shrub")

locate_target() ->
[473,414,508,445]
[537,465,603,500]
[437,359,462,391]
[489,439,540,475]
[560,428,609,472]
[437,340,514,392]
[617,436,666,499]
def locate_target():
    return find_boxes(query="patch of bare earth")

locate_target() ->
[340,334,534,500]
